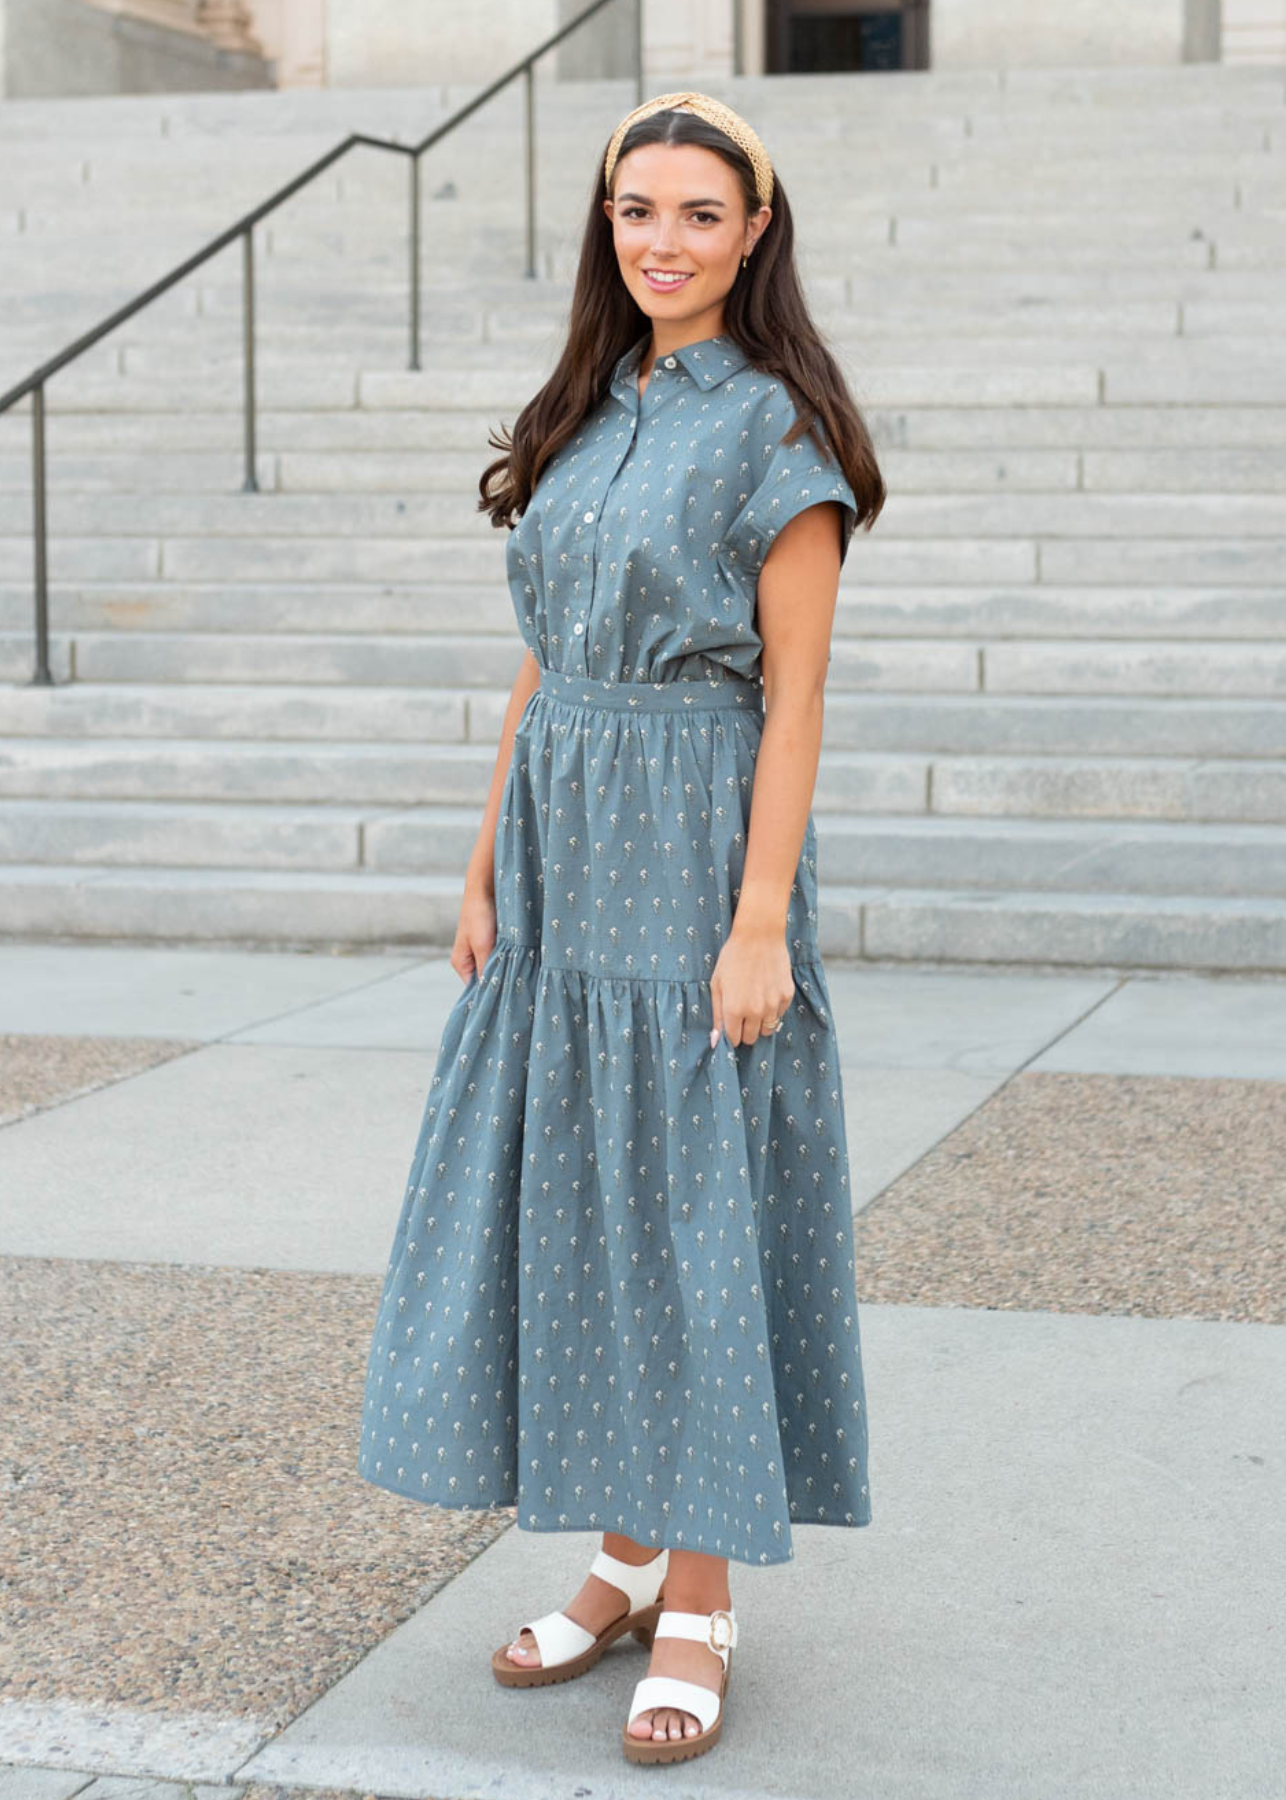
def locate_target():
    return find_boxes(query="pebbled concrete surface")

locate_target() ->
[852,1071,1286,1324]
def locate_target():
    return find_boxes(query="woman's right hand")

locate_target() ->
[451,877,497,984]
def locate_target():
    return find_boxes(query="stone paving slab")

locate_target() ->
[0,953,1117,1269]
[236,1303,1285,1800]
[0,1034,1013,1268]
[1031,974,1286,1079]
[0,1702,271,1790]
[0,1769,95,1800]
[0,1771,402,1800]
[841,1065,1004,1208]
[0,945,421,1043]
[854,1072,1285,1323]
[823,967,1115,1073]
[223,958,476,1051]
[0,1044,435,1272]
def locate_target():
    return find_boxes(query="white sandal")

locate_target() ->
[621,1605,737,1764]
[491,1545,669,1687]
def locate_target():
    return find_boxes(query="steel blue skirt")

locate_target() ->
[356,667,872,1566]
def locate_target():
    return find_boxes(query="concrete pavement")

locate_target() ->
[0,943,1283,1799]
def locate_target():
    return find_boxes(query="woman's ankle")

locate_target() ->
[601,1531,664,1565]
[660,1585,732,1613]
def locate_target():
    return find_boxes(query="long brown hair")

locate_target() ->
[478,105,886,534]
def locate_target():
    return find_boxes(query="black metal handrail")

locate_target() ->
[1,0,644,685]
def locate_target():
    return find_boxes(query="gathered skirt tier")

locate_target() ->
[356,665,872,1566]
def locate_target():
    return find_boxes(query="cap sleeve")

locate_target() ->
[720,413,859,580]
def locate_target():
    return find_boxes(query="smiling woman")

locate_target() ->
[357,88,886,1773]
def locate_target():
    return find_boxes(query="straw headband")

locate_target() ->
[603,90,774,210]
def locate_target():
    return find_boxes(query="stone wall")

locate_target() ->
[1,0,272,96]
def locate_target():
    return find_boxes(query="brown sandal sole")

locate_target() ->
[621,1646,732,1764]
[491,1596,665,1688]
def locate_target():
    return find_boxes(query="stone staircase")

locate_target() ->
[1,66,1285,967]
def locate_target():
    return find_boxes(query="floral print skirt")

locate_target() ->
[356,666,872,1566]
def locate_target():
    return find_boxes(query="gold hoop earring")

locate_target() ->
[741,254,749,270]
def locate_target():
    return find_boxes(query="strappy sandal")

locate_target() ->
[621,1604,737,1764]
[491,1545,669,1688]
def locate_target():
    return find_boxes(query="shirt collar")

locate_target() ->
[609,330,751,406]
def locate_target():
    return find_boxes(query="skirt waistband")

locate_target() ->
[537,666,763,714]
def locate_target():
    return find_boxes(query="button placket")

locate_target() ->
[575,492,597,668]
[578,413,639,673]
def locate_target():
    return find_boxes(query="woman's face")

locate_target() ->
[604,141,770,338]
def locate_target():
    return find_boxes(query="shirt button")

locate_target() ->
[582,510,594,522]
[664,356,677,368]
[573,622,585,634]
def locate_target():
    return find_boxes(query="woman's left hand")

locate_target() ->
[709,924,795,1047]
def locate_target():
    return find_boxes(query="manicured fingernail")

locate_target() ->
[709,1027,719,1047]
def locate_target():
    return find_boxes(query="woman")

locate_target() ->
[357,89,886,1766]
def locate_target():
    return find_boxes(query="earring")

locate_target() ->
[741,253,749,269]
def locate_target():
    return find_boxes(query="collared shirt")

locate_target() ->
[504,329,858,684]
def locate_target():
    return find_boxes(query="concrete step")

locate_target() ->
[6,803,1285,901]
[16,217,1254,269]
[370,808,1286,898]
[0,797,391,871]
[9,443,1286,498]
[12,271,1286,343]
[6,531,1284,588]
[22,349,1286,417]
[2,682,1284,761]
[32,323,1286,380]
[7,630,1284,700]
[7,403,1286,458]
[898,755,1286,824]
[24,335,1286,408]
[0,682,475,741]
[4,581,1285,641]
[0,861,1282,970]
[852,887,1286,972]
[816,815,1286,899]
[1,65,1282,968]
[17,297,1276,361]
[0,735,926,811]
[1,733,1281,822]
[6,487,1286,545]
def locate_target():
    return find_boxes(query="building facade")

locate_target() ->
[1,0,1283,97]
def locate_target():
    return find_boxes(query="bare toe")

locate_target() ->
[506,1631,540,1666]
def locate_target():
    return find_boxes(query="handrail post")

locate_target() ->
[28,383,53,687]
[409,152,422,370]
[523,60,537,279]
[241,226,259,492]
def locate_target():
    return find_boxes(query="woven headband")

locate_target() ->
[603,90,774,210]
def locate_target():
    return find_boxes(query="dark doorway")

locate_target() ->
[765,0,929,73]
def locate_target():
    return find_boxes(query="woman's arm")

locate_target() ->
[465,645,542,897]
[712,500,843,1043]
[452,645,542,981]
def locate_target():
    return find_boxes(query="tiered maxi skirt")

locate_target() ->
[356,664,872,1567]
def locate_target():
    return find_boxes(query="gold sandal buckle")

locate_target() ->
[707,1608,734,1652]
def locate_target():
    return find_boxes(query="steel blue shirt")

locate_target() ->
[505,329,859,684]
